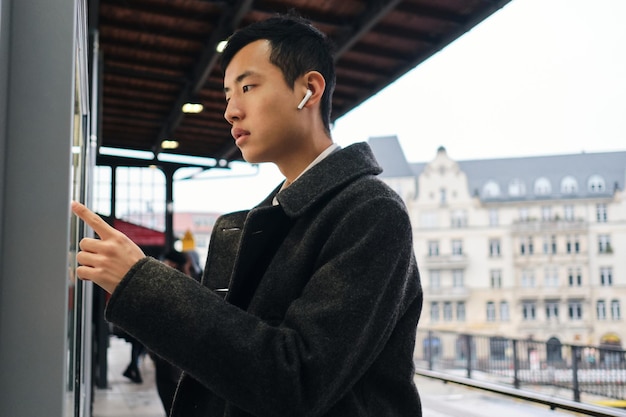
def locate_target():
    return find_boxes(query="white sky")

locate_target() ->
[173,0,626,214]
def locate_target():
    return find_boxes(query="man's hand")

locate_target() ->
[71,201,146,293]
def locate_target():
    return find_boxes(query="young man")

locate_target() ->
[72,13,423,417]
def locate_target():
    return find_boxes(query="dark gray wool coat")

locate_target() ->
[106,142,423,417]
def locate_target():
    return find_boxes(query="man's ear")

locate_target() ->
[298,71,325,109]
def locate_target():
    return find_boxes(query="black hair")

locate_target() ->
[221,12,336,133]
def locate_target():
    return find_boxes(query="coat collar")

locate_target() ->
[261,142,382,218]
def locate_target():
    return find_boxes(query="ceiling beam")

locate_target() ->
[96,154,218,170]
[151,0,254,157]
[332,0,405,60]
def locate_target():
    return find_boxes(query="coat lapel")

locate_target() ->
[225,206,292,310]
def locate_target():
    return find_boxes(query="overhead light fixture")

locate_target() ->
[216,40,228,53]
[182,103,203,114]
[161,140,179,150]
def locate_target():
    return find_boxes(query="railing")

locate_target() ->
[511,218,587,233]
[421,254,468,268]
[414,329,626,416]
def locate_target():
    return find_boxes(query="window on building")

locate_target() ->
[544,266,558,287]
[542,235,550,254]
[566,235,580,254]
[600,267,613,286]
[483,181,501,198]
[521,270,535,288]
[456,302,466,322]
[428,240,439,257]
[452,269,464,288]
[520,236,534,255]
[486,301,496,322]
[490,269,502,288]
[489,209,499,227]
[546,337,563,363]
[535,177,552,195]
[550,235,557,254]
[611,300,621,320]
[596,203,607,223]
[522,301,536,321]
[452,240,463,256]
[443,302,453,321]
[451,210,467,228]
[519,207,529,222]
[546,301,559,321]
[560,176,578,194]
[429,270,441,289]
[489,337,508,360]
[568,267,582,287]
[423,335,441,360]
[588,175,606,193]
[500,301,510,321]
[597,300,607,320]
[489,239,501,257]
[509,179,526,197]
[440,188,447,205]
[541,205,552,220]
[568,300,583,320]
[419,212,439,229]
[430,302,440,322]
[564,204,575,221]
[598,234,611,253]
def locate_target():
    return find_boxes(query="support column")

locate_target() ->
[0,0,78,415]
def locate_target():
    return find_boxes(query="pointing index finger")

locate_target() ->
[71,201,116,239]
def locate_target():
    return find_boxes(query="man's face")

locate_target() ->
[223,40,305,165]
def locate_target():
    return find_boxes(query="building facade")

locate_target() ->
[369,136,626,349]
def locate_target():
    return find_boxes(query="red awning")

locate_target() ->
[112,219,165,247]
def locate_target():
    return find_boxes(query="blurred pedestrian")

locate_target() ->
[120,331,145,384]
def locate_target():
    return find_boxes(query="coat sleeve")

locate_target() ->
[105,192,421,417]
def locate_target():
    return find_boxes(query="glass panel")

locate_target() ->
[67,1,94,415]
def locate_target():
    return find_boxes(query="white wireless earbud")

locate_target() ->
[297,89,313,110]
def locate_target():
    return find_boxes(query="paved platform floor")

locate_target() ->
[93,337,166,417]
[93,337,587,417]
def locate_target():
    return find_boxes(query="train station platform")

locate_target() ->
[92,336,587,417]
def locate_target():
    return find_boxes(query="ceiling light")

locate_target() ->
[161,140,179,150]
[182,103,203,114]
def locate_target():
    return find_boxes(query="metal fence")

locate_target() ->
[414,329,626,403]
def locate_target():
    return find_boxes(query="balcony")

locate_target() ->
[422,254,468,269]
[511,218,587,234]
[426,286,470,300]
[514,285,589,300]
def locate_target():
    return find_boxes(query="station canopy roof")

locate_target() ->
[90,0,512,169]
